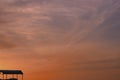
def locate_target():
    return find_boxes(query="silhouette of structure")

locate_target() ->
[0,70,23,80]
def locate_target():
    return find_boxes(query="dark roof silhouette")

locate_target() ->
[0,70,23,74]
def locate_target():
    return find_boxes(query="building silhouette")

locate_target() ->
[0,70,23,80]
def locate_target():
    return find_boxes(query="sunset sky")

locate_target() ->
[0,0,120,80]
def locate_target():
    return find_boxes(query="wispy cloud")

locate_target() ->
[0,0,120,80]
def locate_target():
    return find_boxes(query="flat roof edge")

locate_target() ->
[0,70,23,74]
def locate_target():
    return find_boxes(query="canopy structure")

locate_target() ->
[0,70,23,80]
[0,70,23,75]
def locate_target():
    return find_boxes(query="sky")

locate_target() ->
[0,0,120,80]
